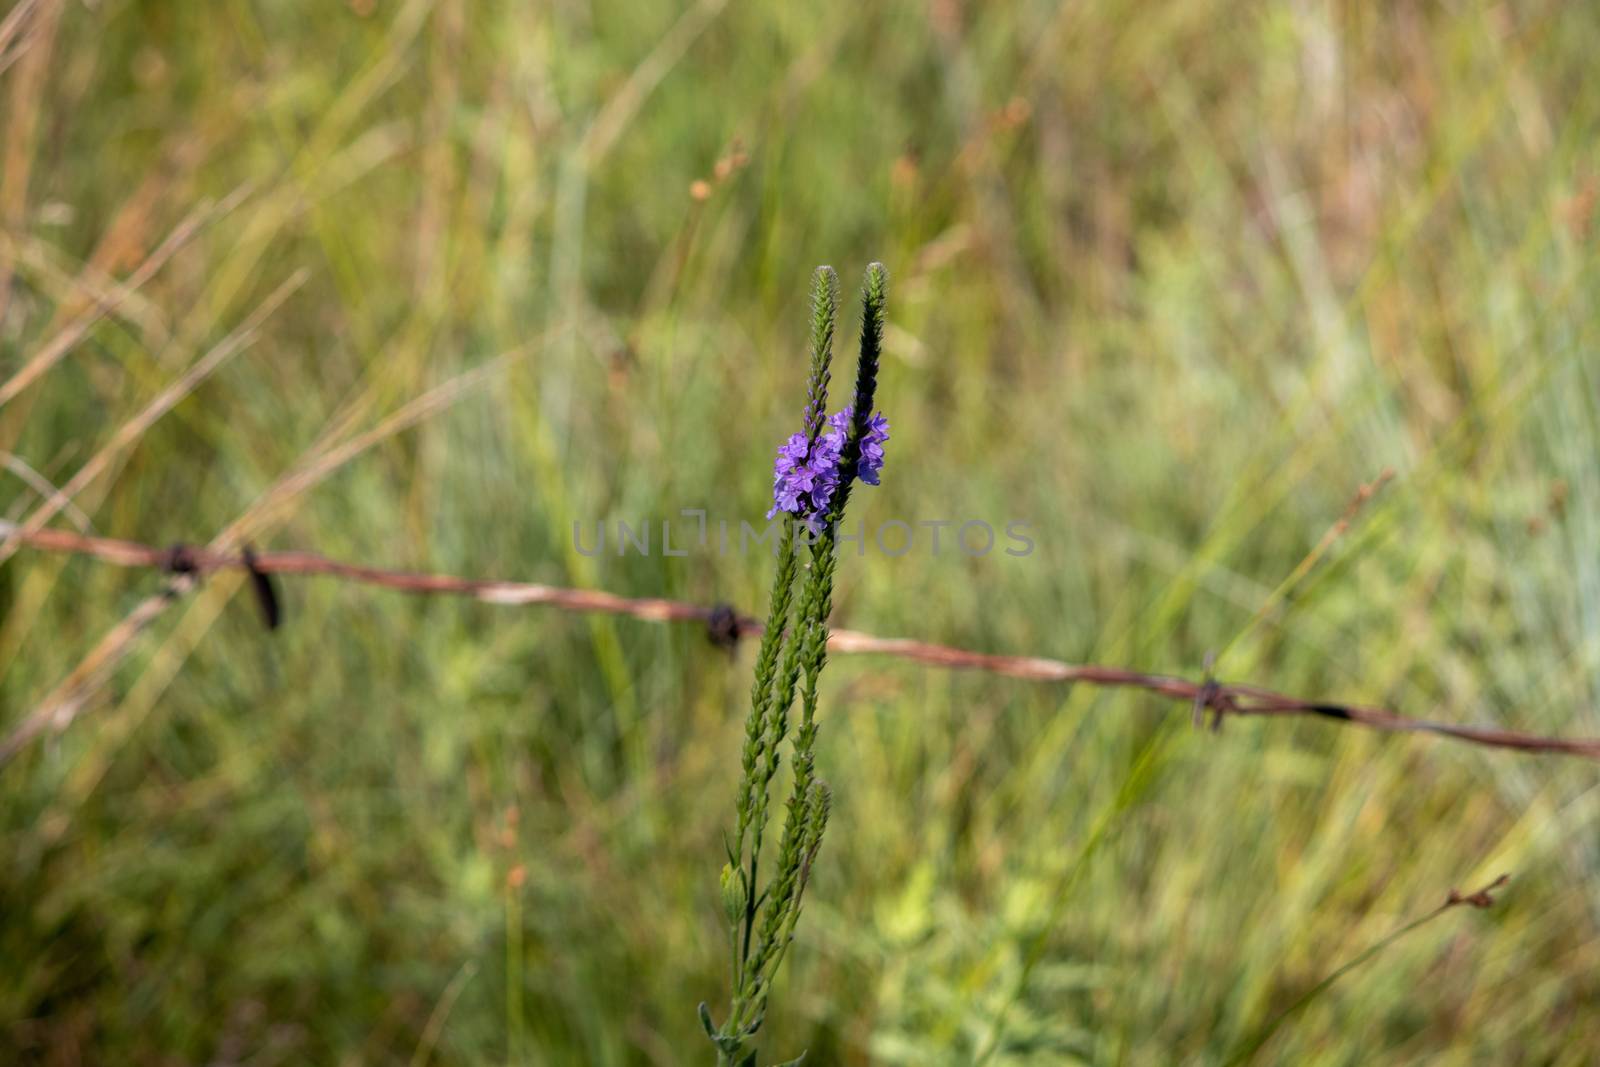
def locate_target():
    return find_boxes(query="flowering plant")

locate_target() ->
[701,264,889,1066]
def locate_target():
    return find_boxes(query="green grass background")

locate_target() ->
[3,0,1599,1063]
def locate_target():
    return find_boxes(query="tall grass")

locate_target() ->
[3,1,1599,1063]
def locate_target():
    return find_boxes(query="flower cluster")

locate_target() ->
[768,407,890,524]
[849,409,890,486]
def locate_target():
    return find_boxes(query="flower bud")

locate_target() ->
[720,863,744,926]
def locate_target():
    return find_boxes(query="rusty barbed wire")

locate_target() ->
[4,520,1600,765]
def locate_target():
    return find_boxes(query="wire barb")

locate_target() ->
[162,542,200,576]
[241,544,281,631]
[1446,873,1510,910]
[706,603,743,650]
[1192,650,1226,732]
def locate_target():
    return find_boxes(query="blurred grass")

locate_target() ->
[3,0,1600,1063]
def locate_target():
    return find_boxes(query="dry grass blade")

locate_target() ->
[0,269,307,565]
[0,187,250,410]
[0,346,532,769]
[0,451,90,531]
[0,0,42,77]
[0,577,193,767]
[1223,875,1512,1065]
[579,0,732,169]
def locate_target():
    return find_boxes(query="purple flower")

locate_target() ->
[821,408,889,485]
[855,412,890,486]
[767,407,890,524]
[767,433,812,518]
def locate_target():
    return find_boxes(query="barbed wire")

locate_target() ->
[4,519,1600,765]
